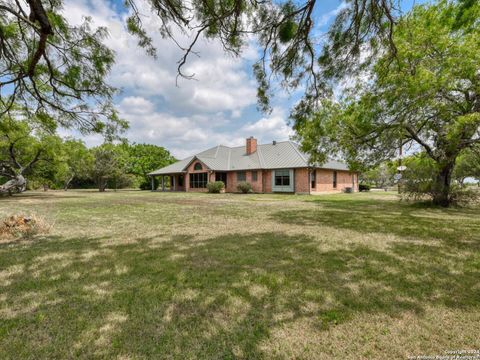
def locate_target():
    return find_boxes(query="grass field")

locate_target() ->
[1,190,479,359]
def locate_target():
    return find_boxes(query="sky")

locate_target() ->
[62,0,423,159]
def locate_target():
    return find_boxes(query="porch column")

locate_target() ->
[150,176,155,191]
[173,175,176,191]
[162,176,165,192]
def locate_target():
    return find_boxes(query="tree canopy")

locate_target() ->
[1,0,439,130]
[0,0,127,135]
[124,143,176,189]
[0,117,61,193]
[294,0,480,206]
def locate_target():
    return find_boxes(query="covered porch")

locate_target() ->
[149,173,186,192]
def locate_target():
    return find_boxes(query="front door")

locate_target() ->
[215,172,227,187]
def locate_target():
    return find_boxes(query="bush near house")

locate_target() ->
[237,181,253,193]
[207,181,225,193]
[359,184,371,192]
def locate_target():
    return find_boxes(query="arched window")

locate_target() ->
[194,162,203,171]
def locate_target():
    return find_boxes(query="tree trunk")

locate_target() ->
[98,178,107,192]
[432,162,454,207]
[64,174,74,191]
[0,175,27,195]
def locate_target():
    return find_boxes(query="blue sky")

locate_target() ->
[62,0,424,159]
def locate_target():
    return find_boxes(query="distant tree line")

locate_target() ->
[0,118,175,194]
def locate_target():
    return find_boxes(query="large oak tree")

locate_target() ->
[294,0,480,206]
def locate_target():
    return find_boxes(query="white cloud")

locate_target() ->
[61,0,294,159]
[64,0,257,113]
[118,96,154,115]
[242,107,294,141]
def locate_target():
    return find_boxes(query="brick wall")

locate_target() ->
[294,168,310,194]
[246,137,257,155]
[185,160,212,192]
[225,170,263,193]
[263,170,272,193]
[181,163,358,194]
[312,169,357,193]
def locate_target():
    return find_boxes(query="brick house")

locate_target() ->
[149,137,358,194]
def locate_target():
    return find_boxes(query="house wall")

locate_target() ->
[184,160,212,192]
[311,169,358,193]
[178,161,358,194]
[263,170,272,193]
[225,170,263,193]
[294,168,310,194]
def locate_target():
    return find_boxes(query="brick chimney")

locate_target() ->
[246,136,257,155]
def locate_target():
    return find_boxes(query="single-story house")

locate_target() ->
[149,137,358,194]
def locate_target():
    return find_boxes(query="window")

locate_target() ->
[275,169,290,186]
[215,172,227,185]
[333,171,337,188]
[237,171,246,182]
[251,171,258,182]
[311,170,316,189]
[189,173,207,188]
[194,162,203,171]
[178,175,184,187]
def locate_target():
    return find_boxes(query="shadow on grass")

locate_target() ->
[272,197,480,244]
[1,229,479,359]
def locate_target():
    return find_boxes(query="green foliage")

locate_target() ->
[237,181,252,194]
[207,181,225,193]
[278,20,298,43]
[121,0,416,113]
[1,114,176,192]
[0,2,126,135]
[3,0,479,142]
[360,163,395,188]
[90,143,130,192]
[400,154,439,200]
[55,139,94,190]
[124,143,176,190]
[358,184,371,192]
[454,147,480,184]
[0,117,62,191]
[294,0,480,206]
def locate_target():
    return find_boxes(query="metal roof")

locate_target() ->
[148,141,350,175]
[148,156,193,175]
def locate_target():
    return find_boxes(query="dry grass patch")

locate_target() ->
[0,214,52,242]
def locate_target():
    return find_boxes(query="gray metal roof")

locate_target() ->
[149,141,350,175]
[148,156,194,175]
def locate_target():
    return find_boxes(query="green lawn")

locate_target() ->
[1,190,479,359]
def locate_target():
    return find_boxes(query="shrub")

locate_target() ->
[207,181,225,193]
[449,187,480,206]
[359,184,371,192]
[237,181,252,194]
